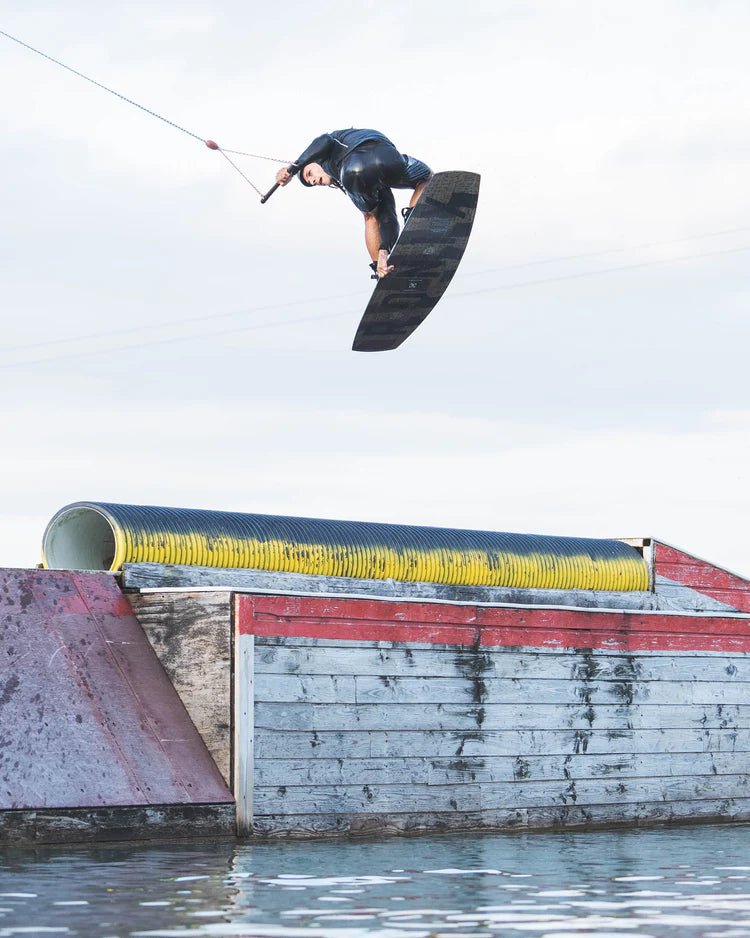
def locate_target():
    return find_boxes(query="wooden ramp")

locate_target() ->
[0,568,234,844]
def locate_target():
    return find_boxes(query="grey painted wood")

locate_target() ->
[250,797,750,838]
[129,591,232,784]
[256,634,750,653]
[256,644,750,683]
[253,772,750,815]
[254,701,750,732]
[348,675,750,706]
[122,562,750,614]
[255,671,750,707]
[256,729,374,760]
[255,757,430,786]
[255,727,750,759]
[234,631,254,836]
[122,563,658,609]
[255,673,357,704]
[655,575,743,612]
[123,580,750,837]
[253,750,747,787]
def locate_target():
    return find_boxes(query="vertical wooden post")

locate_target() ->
[233,595,254,836]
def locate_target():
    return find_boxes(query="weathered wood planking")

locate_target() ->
[255,727,750,759]
[236,588,750,837]
[654,541,750,613]
[254,750,747,786]
[1,804,236,846]
[234,629,254,835]
[123,558,749,613]
[253,772,750,815]
[254,673,750,706]
[122,563,656,609]
[654,577,741,613]
[255,643,750,682]
[250,796,750,838]
[128,591,233,785]
[254,700,750,732]
[245,594,750,654]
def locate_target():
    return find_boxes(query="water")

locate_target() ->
[2,824,750,937]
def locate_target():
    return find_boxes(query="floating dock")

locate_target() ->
[2,503,750,843]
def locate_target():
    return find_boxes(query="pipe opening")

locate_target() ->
[43,506,117,571]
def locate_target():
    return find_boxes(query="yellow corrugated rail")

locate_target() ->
[42,501,649,592]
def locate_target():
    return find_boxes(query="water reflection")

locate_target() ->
[0,824,749,936]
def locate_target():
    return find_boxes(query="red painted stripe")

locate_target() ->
[251,593,476,624]
[235,595,750,652]
[252,609,750,638]
[250,595,750,635]
[655,542,750,613]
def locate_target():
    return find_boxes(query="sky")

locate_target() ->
[1,0,749,577]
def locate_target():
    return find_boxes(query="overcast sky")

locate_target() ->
[2,0,749,577]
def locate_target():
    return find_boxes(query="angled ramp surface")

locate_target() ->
[0,568,232,811]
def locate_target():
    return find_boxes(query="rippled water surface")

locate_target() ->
[2,824,750,937]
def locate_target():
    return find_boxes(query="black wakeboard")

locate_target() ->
[352,170,480,352]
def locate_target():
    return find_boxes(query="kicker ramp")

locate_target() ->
[0,567,233,843]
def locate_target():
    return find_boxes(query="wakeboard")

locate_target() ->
[352,170,480,352]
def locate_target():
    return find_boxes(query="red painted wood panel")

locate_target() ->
[236,594,750,653]
[654,542,750,613]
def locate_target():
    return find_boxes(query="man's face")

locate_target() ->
[302,162,332,187]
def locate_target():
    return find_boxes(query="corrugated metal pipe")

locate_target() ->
[42,501,649,592]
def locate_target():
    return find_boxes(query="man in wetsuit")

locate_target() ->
[274,128,432,278]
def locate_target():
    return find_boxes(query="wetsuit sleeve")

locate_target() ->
[291,134,337,174]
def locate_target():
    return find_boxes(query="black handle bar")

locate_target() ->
[260,164,297,204]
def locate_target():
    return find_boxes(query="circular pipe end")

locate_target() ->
[42,504,119,571]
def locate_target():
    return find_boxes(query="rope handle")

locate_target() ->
[260,164,297,204]
[0,29,295,201]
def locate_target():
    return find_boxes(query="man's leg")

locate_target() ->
[364,197,398,277]
[408,177,431,208]
[341,145,402,275]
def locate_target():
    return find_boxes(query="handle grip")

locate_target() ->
[260,164,297,204]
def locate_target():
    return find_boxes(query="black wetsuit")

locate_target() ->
[291,128,432,253]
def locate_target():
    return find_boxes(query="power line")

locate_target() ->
[6,222,750,357]
[1,25,748,362]
[451,242,750,300]
[461,224,750,277]
[4,291,362,354]
[3,240,748,369]
[0,309,354,371]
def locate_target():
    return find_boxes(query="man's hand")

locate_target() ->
[275,167,293,186]
[377,249,394,279]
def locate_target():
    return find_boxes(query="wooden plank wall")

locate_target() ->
[238,594,750,837]
[122,562,656,610]
[654,541,750,613]
[128,591,233,785]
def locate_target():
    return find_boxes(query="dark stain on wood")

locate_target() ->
[513,756,531,781]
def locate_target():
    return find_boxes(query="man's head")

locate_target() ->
[298,162,333,187]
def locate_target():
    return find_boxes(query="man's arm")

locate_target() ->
[293,133,337,171]
[275,133,337,186]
